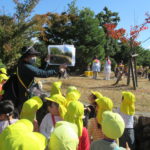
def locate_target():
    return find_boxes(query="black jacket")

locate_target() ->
[3,60,55,109]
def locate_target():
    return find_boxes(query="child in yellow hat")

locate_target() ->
[87,91,103,119]
[50,81,62,96]
[88,96,113,142]
[64,101,90,150]
[117,91,136,150]
[40,94,67,139]
[20,96,43,131]
[90,111,126,150]
[87,91,103,141]
[49,121,79,150]
[0,119,47,150]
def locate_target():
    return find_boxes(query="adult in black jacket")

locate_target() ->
[3,46,56,110]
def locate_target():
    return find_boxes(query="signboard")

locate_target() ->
[48,45,76,66]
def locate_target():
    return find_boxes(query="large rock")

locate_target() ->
[134,116,150,150]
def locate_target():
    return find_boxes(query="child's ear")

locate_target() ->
[47,106,51,111]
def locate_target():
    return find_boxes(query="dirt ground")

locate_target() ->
[37,73,150,113]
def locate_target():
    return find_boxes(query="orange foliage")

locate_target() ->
[104,14,150,47]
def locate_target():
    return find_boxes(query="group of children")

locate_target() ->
[0,77,136,150]
[137,66,150,80]
[87,91,135,150]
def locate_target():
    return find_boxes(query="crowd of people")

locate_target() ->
[91,56,150,81]
[0,77,136,150]
[0,62,136,150]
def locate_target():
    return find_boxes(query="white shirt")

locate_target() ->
[117,108,134,128]
[40,113,61,139]
[104,60,111,73]
[0,119,18,133]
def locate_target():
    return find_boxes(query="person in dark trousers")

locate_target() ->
[3,46,56,111]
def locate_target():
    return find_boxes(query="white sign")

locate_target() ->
[48,45,76,66]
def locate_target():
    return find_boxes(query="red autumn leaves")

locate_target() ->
[104,13,150,46]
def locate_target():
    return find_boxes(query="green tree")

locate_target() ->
[38,7,106,72]
[96,7,121,57]
[0,0,40,69]
[67,0,79,15]
[96,6,120,26]
[136,47,150,66]
[74,8,105,71]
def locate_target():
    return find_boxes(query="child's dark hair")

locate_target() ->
[91,94,97,100]
[0,100,14,125]
[47,101,59,108]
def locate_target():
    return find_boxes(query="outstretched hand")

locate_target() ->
[44,55,51,62]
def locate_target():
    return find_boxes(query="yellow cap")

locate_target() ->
[96,97,113,124]
[0,74,9,83]
[120,91,136,115]
[91,91,103,99]
[102,111,125,139]
[49,121,79,150]
[20,96,43,122]
[66,90,81,105]
[45,94,67,118]
[50,81,62,96]
[0,68,7,74]
[64,101,84,137]
[66,86,77,94]
[0,119,47,150]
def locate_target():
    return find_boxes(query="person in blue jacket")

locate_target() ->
[3,46,56,110]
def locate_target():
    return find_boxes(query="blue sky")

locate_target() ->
[1,0,150,49]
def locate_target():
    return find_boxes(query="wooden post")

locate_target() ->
[127,59,131,85]
[133,57,138,87]
[130,58,136,90]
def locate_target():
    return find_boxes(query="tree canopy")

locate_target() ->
[0,0,150,73]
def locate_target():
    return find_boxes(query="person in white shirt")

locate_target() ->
[0,100,18,133]
[104,56,111,80]
[117,91,135,150]
[40,100,62,139]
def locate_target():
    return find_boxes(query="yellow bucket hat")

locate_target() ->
[20,96,43,122]
[91,91,103,99]
[96,96,113,124]
[66,86,77,94]
[17,119,34,132]
[0,68,7,74]
[49,121,79,150]
[102,111,125,139]
[45,94,67,118]
[64,101,84,137]
[120,91,136,115]
[66,90,81,105]
[0,119,47,150]
[50,81,62,96]
[0,74,9,83]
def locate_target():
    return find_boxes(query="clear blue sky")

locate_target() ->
[1,0,150,49]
